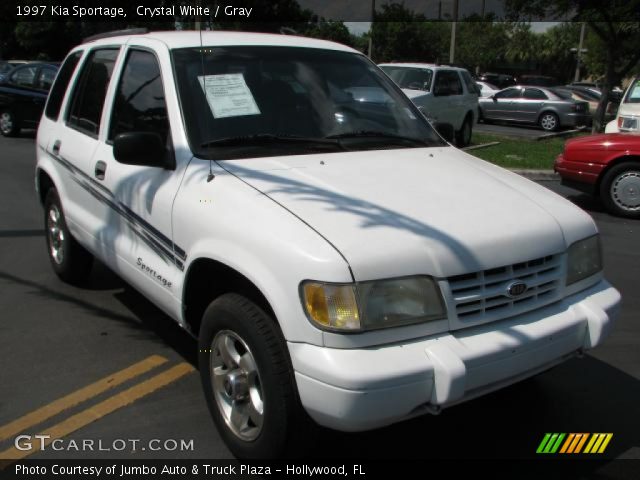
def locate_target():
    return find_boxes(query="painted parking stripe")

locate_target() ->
[0,355,167,442]
[0,363,194,460]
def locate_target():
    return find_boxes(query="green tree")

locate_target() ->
[370,4,448,63]
[506,0,640,131]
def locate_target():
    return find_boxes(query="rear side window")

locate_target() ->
[10,65,38,87]
[434,70,463,96]
[108,49,170,145]
[66,48,119,136]
[45,52,82,120]
[460,70,479,95]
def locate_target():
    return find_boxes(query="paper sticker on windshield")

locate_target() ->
[198,74,261,119]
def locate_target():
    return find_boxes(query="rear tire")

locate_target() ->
[44,188,93,284]
[198,293,313,459]
[539,112,559,132]
[599,162,640,219]
[0,109,20,137]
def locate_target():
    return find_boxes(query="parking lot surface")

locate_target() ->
[0,132,638,462]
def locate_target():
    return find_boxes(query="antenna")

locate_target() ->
[198,18,215,182]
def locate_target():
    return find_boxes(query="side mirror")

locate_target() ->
[113,132,174,169]
[434,122,455,143]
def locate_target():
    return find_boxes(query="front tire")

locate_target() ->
[599,162,640,218]
[44,188,93,284]
[198,293,311,458]
[539,112,559,132]
[0,109,20,137]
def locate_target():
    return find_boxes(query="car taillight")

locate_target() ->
[618,117,624,128]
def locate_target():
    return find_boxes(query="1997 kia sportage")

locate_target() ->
[35,30,621,458]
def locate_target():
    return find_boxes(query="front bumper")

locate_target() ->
[290,280,620,432]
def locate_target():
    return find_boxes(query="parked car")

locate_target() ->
[378,62,479,146]
[564,85,620,120]
[476,80,499,97]
[478,72,516,89]
[605,76,640,134]
[0,60,31,82]
[0,62,59,136]
[37,30,620,458]
[555,133,640,218]
[555,88,616,123]
[478,86,590,131]
[517,75,559,87]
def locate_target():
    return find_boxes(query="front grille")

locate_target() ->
[447,254,563,325]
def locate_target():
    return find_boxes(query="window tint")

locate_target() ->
[36,67,57,91]
[67,49,119,136]
[109,50,169,145]
[434,70,463,96]
[46,52,82,120]
[495,88,521,99]
[10,65,38,87]
[523,88,547,100]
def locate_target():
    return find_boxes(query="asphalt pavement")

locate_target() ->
[0,132,638,466]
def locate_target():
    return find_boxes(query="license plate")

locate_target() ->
[622,117,638,129]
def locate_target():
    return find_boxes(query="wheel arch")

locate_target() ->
[182,257,277,337]
[596,155,640,196]
[36,167,56,205]
[537,109,559,122]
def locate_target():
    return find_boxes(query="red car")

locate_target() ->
[555,133,640,218]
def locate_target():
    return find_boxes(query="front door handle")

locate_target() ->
[94,161,107,180]
[52,140,61,155]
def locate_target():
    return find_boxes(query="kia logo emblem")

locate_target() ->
[507,281,528,298]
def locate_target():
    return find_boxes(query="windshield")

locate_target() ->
[379,66,433,91]
[171,47,444,159]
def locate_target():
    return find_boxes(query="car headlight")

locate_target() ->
[301,276,446,332]
[567,235,602,285]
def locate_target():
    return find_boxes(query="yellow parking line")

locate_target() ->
[0,355,167,442]
[0,362,194,461]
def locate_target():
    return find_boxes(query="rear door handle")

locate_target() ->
[52,140,61,155]
[94,161,107,180]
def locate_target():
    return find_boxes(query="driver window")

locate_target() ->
[495,88,521,99]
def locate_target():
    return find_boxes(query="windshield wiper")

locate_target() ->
[325,130,431,146]
[201,134,342,148]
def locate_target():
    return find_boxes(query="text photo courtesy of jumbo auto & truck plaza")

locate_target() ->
[0,0,639,479]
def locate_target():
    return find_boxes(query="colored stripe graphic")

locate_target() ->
[537,433,613,454]
[536,433,565,453]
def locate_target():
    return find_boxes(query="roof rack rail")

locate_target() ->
[83,28,149,44]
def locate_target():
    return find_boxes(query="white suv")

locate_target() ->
[605,76,640,133]
[37,31,620,459]
[378,63,479,146]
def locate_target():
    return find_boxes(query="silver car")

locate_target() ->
[478,86,590,131]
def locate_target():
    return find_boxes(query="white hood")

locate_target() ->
[221,147,597,280]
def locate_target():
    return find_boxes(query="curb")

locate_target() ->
[509,169,558,181]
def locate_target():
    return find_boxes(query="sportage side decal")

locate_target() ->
[44,148,186,270]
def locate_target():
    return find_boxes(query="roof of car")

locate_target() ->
[81,30,358,54]
[378,62,467,71]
